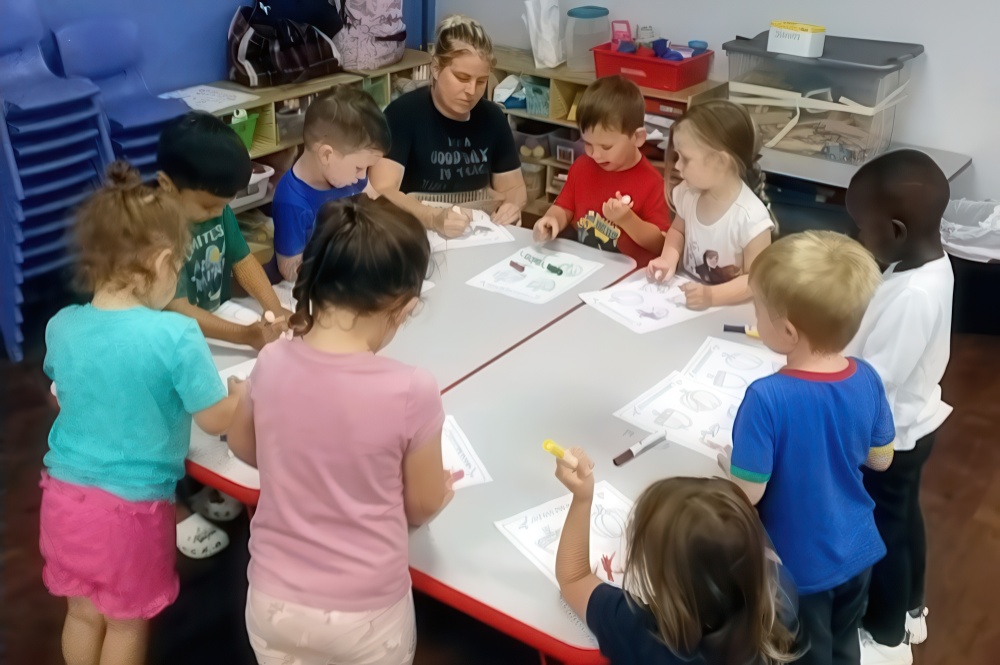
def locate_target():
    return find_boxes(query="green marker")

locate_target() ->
[545,264,563,276]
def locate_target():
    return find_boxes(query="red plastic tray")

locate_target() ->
[593,43,712,92]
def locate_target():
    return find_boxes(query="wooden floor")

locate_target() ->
[3,335,999,664]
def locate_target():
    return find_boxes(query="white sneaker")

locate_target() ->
[860,629,913,665]
[904,607,928,645]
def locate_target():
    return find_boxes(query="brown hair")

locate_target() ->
[577,75,645,135]
[73,161,189,294]
[290,196,430,335]
[750,231,882,354]
[433,15,496,71]
[303,87,391,154]
[623,477,797,664]
[676,100,776,226]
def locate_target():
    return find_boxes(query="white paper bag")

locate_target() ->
[522,0,564,69]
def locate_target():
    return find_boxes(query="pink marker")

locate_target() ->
[450,469,465,482]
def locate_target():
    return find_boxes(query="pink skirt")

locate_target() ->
[39,472,179,620]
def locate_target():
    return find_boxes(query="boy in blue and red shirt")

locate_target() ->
[532,75,670,267]
[719,231,896,665]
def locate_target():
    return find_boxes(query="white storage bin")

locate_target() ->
[231,162,275,210]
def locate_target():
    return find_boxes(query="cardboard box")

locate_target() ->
[767,21,825,58]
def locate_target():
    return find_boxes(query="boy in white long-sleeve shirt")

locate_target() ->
[845,149,954,665]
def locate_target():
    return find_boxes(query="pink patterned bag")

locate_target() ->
[334,0,407,70]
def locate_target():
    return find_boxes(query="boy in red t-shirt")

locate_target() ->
[533,75,670,266]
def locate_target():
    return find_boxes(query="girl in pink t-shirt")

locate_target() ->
[228,196,453,665]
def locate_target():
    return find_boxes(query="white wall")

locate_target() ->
[438,0,1000,198]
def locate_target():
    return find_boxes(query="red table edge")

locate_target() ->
[409,568,608,665]
[185,459,261,505]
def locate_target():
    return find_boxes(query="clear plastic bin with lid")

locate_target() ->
[565,6,610,72]
[723,32,924,164]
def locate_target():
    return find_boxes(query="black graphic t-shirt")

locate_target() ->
[384,87,521,194]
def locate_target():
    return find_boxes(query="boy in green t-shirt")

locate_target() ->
[158,112,290,349]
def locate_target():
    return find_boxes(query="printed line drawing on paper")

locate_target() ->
[440,416,492,490]
[579,272,719,333]
[495,481,633,587]
[468,248,603,304]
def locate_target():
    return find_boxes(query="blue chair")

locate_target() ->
[55,18,189,132]
[0,0,100,115]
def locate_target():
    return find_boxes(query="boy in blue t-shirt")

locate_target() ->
[719,231,896,665]
[272,87,389,281]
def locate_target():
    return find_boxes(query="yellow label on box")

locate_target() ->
[770,21,825,33]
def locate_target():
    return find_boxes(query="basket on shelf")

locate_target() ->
[229,108,259,150]
[520,75,550,117]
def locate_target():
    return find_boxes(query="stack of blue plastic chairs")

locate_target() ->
[55,18,188,183]
[0,1,189,361]
[0,0,114,362]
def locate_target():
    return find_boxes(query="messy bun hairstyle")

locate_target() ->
[73,161,189,293]
[290,195,430,336]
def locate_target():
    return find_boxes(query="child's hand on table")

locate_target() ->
[554,446,595,501]
[680,282,712,310]
[493,202,522,226]
[434,206,472,238]
[532,215,561,243]
[601,192,633,223]
[646,255,677,283]
[227,376,248,400]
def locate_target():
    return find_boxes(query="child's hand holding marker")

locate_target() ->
[602,191,634,223]
[545,440,595,500]
[645,255,677,284]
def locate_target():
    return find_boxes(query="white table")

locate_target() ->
[185,229,637,501]
[410,302,761,662]
[384,228,636,391]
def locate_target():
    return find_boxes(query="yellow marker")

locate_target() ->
[543,439,578,470]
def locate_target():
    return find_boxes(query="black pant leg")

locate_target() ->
[831,569,871,665]
[796,589,834,665]
[862,450,920,646]
[906,433,936,610]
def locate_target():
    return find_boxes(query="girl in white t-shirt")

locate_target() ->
[647,101,775,309]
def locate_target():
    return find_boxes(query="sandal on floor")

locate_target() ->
[176,513,230,559]
[191,487,244,522]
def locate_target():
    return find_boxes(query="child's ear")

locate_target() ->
[632,127,647,148]
[157,171,176,193]
[153,248,175,276]
[890,218,908,242]
[396,296,420,323]
[782,318,799,346]
[317,144,335,165]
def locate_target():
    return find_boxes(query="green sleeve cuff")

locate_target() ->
[731,465,771,484]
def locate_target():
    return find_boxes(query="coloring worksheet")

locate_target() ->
[441,416,492,490]
[422,204,515,252]
[579,272,718,333]
[613,371,743,460]
[495,481,633,588]
[467,247,603,305]
[681,337,786,398]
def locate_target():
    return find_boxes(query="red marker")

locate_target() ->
[509,260,525,272]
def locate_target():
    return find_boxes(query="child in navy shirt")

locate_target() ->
[553,448,797,665]
[272,87,389,281]
[721,231,895,665]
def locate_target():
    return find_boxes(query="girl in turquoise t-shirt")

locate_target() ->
[41,162,243,665]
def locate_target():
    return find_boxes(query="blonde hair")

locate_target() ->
[577,75,645,135]
[676,100,776,228]
[74,161,189,294]
[623,478,797,663]
[433,15,496,70]
[750,231,882,353]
